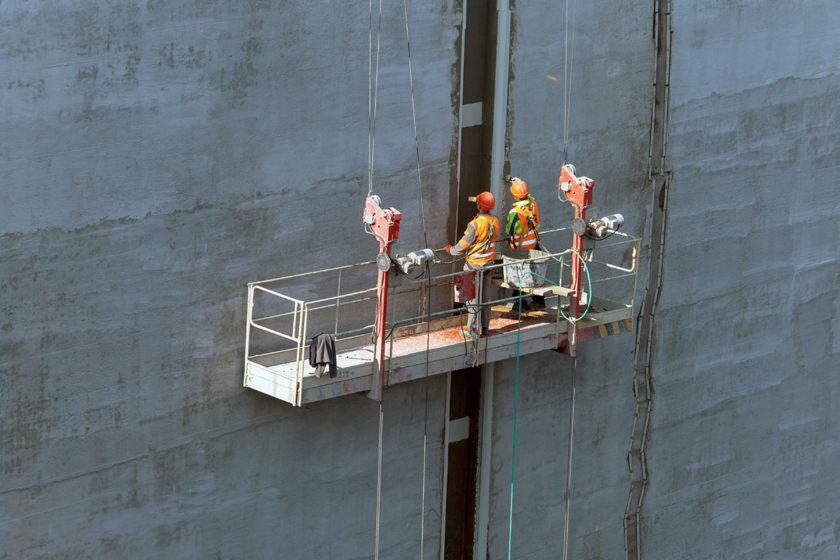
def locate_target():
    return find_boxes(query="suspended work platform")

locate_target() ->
[243,228,640,406]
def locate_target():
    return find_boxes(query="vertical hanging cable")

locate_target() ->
[368,0,383,197]
[562,0,578,163]
[419,267,432,559]
[368,0,372,193]
[561,357,577,560]
[561,3,579,553]
[402,2,434,557]
[562,0,568,162]
[403,0,427,242]
[370,3,385,559]
[374,402,384,560]
[506,276,524,559]
[453,1,468,253]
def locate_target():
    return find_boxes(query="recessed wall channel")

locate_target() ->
[625,1,672,558]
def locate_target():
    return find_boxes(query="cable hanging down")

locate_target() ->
[561,356,577,560]
[369,2,386,560]
[402,1,436,557]
[561,4,581,549]
[562,0,578,164]
[368,0,383,198]
[507,250,591,558]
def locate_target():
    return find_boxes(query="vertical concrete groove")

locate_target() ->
[625,1,672,559]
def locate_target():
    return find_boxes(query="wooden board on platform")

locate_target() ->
[493,279,573,297]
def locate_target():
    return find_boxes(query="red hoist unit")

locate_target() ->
[363,195,401,402]
[558,164,592,358]
[363,195,438,400]
[558,163,624,357]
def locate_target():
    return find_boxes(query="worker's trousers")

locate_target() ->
[465,261,493,337]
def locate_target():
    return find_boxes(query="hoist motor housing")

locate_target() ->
[586,213,624,239]
[394,248,435,276]
[363,195,401,241]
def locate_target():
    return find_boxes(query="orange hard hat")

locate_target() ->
[476,191,495,211]
[510,177,529,199]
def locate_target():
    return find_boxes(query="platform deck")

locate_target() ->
[244,298,633,405]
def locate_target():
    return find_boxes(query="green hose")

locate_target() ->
[507,250,592,559]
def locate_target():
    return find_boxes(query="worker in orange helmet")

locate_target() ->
[505,177,544,309]
[444,191,500,339]
[505,177,540,250]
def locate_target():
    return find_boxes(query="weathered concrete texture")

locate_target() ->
[644,1,840,558]
[1,1,459,558]
[499,0,840,559]
[0,0,458,244]
[506,0,653,246]
[488,334,638,560]
[492,0,653,556]
[4,0,840,558]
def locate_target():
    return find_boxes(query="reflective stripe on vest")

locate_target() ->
[512,229,537,250]
[467,215,499,264]
[510,198,539,250]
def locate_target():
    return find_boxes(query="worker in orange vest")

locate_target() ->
[445,191,500,339]
[505,177,545,309]
[505,177,540,250]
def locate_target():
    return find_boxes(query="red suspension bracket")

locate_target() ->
[558,164,594,357]
[363,195,401,401]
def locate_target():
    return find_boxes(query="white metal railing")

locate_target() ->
[244,228,640,402]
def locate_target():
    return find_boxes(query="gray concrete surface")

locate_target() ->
[3,0,840,559]
[495,0,840,559]
[1,1,457,558]
[492,0,653,554]
[488,335,639,559]
[644,1,840,558]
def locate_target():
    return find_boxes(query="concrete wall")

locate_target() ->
[1,1,459,558]
[505,0,653,239]
[497,0,840,559]
[490,1,654,557]
[3,0,839,559]
[487,336,640,559]
[645,1,840,558]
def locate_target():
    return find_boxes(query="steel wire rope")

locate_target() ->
[561,357,577,560]
[562,0,578,164]
[506,268,525,560]
[419,262,433,559]
[403,0,427,239]
[561,4,581,545]
[506,249,590,559]
[369,2,386,559]
[560,25,584,540]
[368,0,383,198]
[402,1,434,556]
[374,400,384,560]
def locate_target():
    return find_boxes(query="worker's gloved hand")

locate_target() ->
[444,245,452,252]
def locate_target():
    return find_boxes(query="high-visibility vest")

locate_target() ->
[460,214,499,265]
[508,197,540,250]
